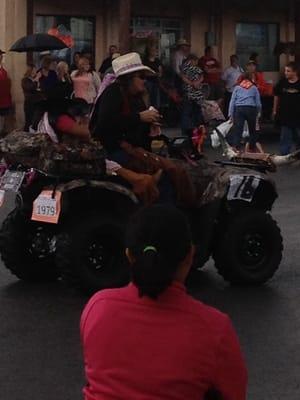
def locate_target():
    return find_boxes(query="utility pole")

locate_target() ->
[119,0,131,54]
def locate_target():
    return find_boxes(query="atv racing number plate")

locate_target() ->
[227,175,261,202]
[0,170,25,192]
[31,190,62,224]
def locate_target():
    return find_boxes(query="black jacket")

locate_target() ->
[90,82,151,153]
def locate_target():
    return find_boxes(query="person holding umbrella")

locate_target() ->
[0,49,12,136]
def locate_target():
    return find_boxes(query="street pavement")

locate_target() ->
[0,138,299,400]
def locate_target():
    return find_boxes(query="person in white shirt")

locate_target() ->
[222,55,244,116]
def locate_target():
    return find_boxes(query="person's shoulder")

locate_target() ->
[184,293,230,328]
[83,285,134,313]
[100,80,120,95]
[276,78,286,86]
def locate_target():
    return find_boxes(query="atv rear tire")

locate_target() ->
[56,214,130,293]
[0,209,59,282]
[213,210,283,285]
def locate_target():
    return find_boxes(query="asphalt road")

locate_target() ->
[0,141,299,400]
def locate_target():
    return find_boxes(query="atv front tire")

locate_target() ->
[0,210,59,282]
[56,214,130,293]
[213,210,283,285]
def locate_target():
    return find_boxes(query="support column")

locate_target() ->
[0,0,28,129]
[119,0,131,54]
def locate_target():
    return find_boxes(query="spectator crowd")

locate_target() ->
[0,38,300,155]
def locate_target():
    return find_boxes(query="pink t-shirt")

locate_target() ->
[71,71,100,104]
[81,282,247,400]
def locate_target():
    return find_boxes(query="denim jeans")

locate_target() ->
[280,126,300,155]
[233,106,258,150]
[181,99,204,137]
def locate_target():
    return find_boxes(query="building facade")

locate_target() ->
[0,0,299,127]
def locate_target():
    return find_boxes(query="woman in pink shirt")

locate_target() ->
[81,206,248,400]
[71,57,101,105]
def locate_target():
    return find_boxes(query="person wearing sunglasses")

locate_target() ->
[90,52,161,162]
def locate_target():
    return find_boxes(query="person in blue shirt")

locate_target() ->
[228,72,262,151]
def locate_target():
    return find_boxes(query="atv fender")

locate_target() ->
[202,168,278,211]
[56,179,139,204]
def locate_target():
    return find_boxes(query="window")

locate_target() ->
[236,23,279,71]
[131,17,183,64]
[35,15,95,65]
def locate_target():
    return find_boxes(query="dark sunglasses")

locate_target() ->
[135,72,147,80]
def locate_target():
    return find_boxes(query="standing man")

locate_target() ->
[99,45,118,79]
[222,55,244,117]
[273,62,300,155]
[172,39,191,76]
[0,50,12,136]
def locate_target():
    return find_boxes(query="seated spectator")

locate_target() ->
[21,64,44,131]
[81,205,248,400]
[33,98,160,204]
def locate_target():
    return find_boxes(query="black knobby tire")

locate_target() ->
[213,210,283,285]
[56,214,130,293]
[0,209,59,282]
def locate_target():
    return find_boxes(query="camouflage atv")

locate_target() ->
[0,131,283,293]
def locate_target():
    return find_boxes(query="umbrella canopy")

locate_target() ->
[10,33,67,53]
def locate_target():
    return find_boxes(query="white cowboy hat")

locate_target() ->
[112,52,155,77]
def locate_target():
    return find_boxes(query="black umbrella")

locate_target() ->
[10,33,67,53]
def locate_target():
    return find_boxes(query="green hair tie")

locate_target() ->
[143,246,157,254]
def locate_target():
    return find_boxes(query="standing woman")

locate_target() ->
[0,49,12,136]
[21,64,44,131]
[47,61,73,100]
[143,45,162,109]
[38,55,58,98]
[229,72,262,151]
[71,57,101,107]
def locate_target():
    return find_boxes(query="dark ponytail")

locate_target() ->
[126,205,192,300]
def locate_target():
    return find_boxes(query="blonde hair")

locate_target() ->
[57,61,69,78]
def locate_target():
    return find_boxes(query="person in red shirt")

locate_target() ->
[199,46,221,85]
[199,46,223,104]
[81,205,248,400]
[0,49,12,135]
[32,98,162,204]
[243,61,272,97]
